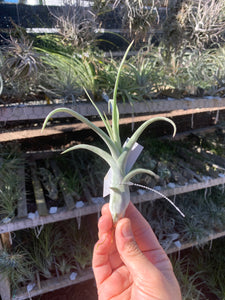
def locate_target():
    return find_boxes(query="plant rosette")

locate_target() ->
[42,42,180,223]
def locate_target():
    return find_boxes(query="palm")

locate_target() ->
[100,238,133,299]
[93,203,180,300]
[98,241,167,300]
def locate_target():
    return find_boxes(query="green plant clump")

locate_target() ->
[170,237,225,300]
[0,247,33,291]
[141,186,225,248]
[0,147,24,221]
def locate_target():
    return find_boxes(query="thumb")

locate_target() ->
[115,218,155,278]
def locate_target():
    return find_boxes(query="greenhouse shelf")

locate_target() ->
[8,229,225,300]
[166,230,225,255]
[1,175,225,235]
[12,268,94,300]
[1,125,225,299]
[1,96,225,123]
[0,104,224,143]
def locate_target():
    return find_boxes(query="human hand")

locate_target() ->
[92,202,182,300]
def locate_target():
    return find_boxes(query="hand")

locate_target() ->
[92,202,182,300]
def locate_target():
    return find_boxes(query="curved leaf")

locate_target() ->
[42,107,120,158]
[84,87,114,141]
[118,117,176,171]
[122,168,159,184]
[112,41,134,148]
[61,144,118,172]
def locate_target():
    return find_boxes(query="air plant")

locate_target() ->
[37,167,58,201]
[49,0,97,49]
[27,224,62,279]
[101,55,152,105]
[55,156,82,199]
[188,239,225,300]
[39,49,104,102]
[63,220,94,270]
[170,255,204,300]
[112,0,161,44]
[0,155,24,221]
[1,34,43,82]
[42,42,180,223]
[178,0,225,49]
[0,32,43,102]
[0,248,33,290]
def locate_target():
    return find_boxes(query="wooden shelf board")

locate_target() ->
[162,126,218,141]
[167,230,225,254]
[1,176,225,234]
[131,176,225,204]
[30,162,49,216]
[13,268,94,300]
[1,105,225,142]
[0,202,105,234]
[1,97,225,123]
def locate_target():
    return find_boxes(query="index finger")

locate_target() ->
[101,202,161,252]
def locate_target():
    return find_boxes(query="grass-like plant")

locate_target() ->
[142,185,225,248]
[0,247,33,291]
[0,152,24,221]
[39,49,104,102]
[188,239,225,300]
[170,255,204,300]
[27,224,62,279]
[38,50,83,102]
[61,219,94,270]
[56,155,83,200]
[42,42,177,223]
[0,173,21,221]
[170,237,225,300]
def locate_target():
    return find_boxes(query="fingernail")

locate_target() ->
[122,222,133,238]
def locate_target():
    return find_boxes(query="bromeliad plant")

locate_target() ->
[42,42,178,223]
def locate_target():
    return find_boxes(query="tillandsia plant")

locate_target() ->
[42,42,179,223]
[0,247,34,290]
